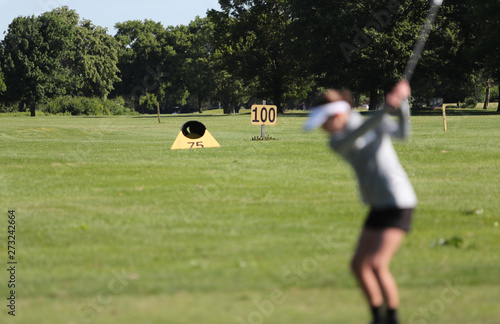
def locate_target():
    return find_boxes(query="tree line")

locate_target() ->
[0,0,499,116]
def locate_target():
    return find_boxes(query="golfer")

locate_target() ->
[304,80,417,324]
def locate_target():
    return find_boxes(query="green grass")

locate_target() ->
[0,110,499,324]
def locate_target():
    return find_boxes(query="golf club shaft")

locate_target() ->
[403,0,443,82]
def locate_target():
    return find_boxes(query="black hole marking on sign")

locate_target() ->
[181,121,206,139]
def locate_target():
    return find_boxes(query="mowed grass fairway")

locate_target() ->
[1,110,499,324]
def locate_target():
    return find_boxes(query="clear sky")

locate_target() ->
[0,0,221,39]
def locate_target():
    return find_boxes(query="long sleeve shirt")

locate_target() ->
[329,102,417,209]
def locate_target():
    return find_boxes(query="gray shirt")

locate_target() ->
[329,102,417,209]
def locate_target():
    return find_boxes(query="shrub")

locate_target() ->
[139,93,159,114]
[464,97,478,108]
[0,103,17,113]
[80,97,104,115]
[42,97,137,116]
[43,96,85,115]
[104,97,137,116]
[44,96,68,114]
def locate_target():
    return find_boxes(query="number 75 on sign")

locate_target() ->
[251,105,277,125]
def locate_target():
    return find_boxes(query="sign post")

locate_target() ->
[157,102,161,124]
[442,104,447,132]
[261,100,266,139]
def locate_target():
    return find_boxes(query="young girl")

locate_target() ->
[304,81,416,324]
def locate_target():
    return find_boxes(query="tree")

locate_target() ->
[293,1,421,108]
[466,0,500,110]
[0,7,79,116]
[114,20,189,110]
[207,11,252,114]
[114,19,166,105]
[403,0,476,104]
[0,66,6,94]
[182,17,217,113]
[289,0,484,108]
[0,7,122,114]
[212,60,250,114]
[209,0,314,113]
[75,20,121,99]
[139,92,159,114]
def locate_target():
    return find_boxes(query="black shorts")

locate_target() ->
[363,208,414,232]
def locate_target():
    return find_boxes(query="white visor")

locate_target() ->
[304,101,351,131]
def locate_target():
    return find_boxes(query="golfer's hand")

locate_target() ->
[386,80,411,109]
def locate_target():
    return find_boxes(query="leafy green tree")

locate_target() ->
[114,20,166,102]
[289,0,372,104]
[402,0,475,104]
[76,20,121,99]
[115,19,219,112]
[211,59,250,114]
[0,67,6,94]
[0,7,122,114]
[210,0,313,113]
[139,92,159,114]
[465,0,500,110]
[163,24,196,108]
[182,17,217,113]
[291,0,424,108]
[0,7,78,116]
[289,0,479,108]
[114,20,183,110]
[205,11,252,114]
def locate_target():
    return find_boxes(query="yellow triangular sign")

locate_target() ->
[170,121,220,150]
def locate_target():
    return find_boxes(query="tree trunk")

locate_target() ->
[369,89,379,110]
[498,81,500,112]
[222,101,232,114]
[273,75,285,113]
[354,92,361,108]
[483,78,491,110]
[274,94,283,114]
[30,104,36,117]
[198,95,203,113]
[498,82,500,112]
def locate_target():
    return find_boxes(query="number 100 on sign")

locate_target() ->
[251,105,277,125]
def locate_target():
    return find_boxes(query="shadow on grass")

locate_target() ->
[279,112,309,118]
[278,109,500,118]
[409,108,500,116]
[132,114,234,119]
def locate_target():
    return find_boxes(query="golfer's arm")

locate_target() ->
[392,99,411,139]
[330,110,386,154]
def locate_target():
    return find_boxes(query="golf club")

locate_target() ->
[403,0,444,82]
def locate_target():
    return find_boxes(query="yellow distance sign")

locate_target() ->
[251,105,277,125]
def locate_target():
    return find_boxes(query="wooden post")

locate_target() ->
[157,102,161,123]
[261,100,266,139]
[442,104,447,132]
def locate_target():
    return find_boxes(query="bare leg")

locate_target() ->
[351,229,385,307]
[351,228,406,315]
[369,228,405,309]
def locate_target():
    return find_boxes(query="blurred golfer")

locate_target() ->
[305,80,417,324]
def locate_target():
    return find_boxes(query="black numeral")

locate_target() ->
[188,141,204,148]
[252,107,259,123]
[269,107,276,123]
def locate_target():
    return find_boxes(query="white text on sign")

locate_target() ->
[251,105,277,125]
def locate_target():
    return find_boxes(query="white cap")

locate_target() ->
[304,101,351,131]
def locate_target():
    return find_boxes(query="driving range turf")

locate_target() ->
[1,109,499,323]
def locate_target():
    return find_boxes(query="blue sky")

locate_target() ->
[0,0,221,39]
